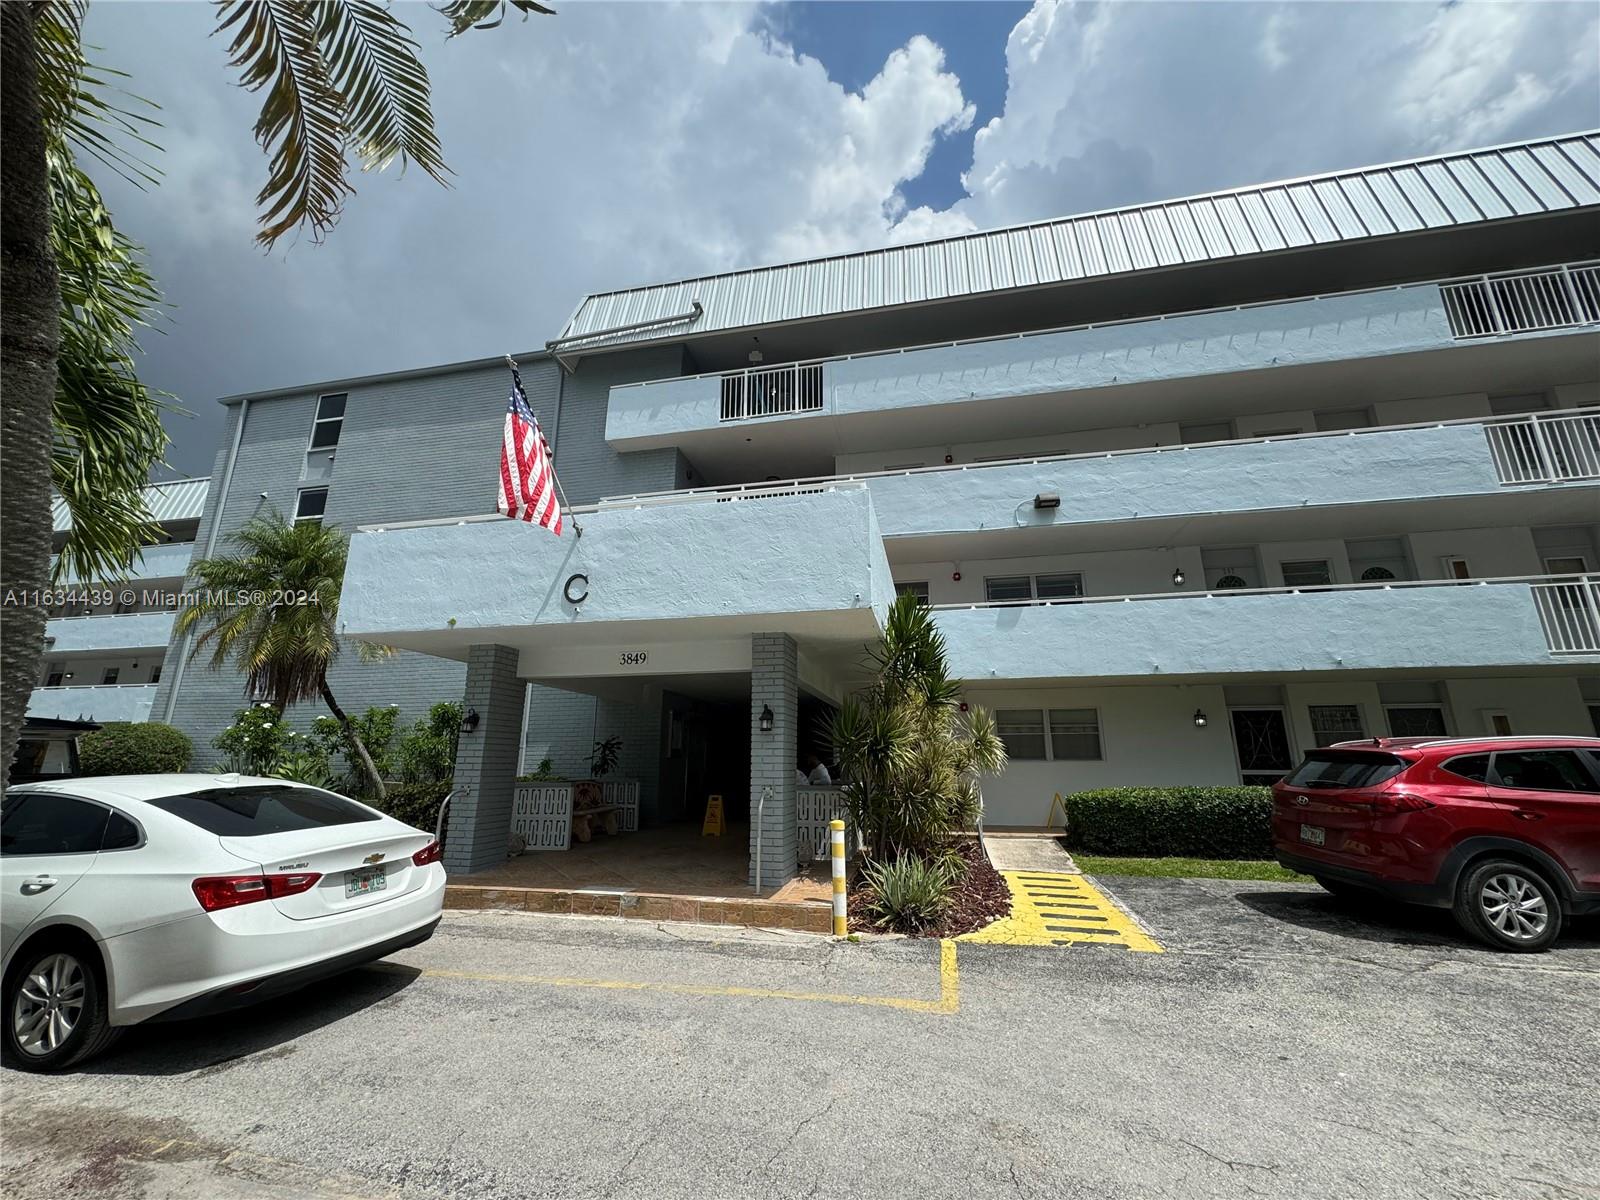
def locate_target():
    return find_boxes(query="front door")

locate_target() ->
[1230,708,1295,787]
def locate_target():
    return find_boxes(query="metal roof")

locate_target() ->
[557,130,1600,353]
[52,476,210,533]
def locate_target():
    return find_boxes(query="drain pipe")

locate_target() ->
[753,784,772,896]
[161,396,250,723]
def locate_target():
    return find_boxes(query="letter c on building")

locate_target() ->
[564,573,589,605]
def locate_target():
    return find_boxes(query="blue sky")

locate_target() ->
[79,1,1600,476]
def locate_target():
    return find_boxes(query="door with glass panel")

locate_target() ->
[1229,709,1295,786]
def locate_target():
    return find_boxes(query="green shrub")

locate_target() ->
[1062,787,1274,859]
[373,780,453,832]
[308,705,400,796]
[213,704,295,776]
[863,854,961,932]
[271,750,336,789]
[394,702,462,784]
[79,722,193,775]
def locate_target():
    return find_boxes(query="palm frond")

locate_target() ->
[313,1,447,182]
[436,0,556,39]
[214,0,351,247]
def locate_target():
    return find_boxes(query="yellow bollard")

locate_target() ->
[830,819,847,937]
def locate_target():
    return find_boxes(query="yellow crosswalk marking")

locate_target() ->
[959,871,1163,952]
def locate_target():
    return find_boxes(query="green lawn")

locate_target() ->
[1072,855,1311,883]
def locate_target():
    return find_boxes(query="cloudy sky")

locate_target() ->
[83,0,1599,477]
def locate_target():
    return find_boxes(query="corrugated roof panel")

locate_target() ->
[1234,191,1286,251]
[1419,160,1483,221]
[1531,141,1600,204]
[53,477,209,533]
[556,131,1599,350]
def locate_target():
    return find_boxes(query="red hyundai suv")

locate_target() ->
[1272,736,1600,951]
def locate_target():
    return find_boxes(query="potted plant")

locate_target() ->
[572,737,624,842]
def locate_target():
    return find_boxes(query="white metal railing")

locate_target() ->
[1441,262,1600,338]
[1531,575,1600,653]
[719,362,824,421]
[32,683,159,691]
[601,407,1599,507]
[1486,410,1600,484]
[611,260,1599,397]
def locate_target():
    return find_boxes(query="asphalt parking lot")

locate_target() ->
[4,878,1597,1200]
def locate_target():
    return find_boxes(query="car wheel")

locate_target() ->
[1453,859,1564,953]
[2,943,120,1072]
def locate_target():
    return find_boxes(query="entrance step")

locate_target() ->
[445,884,833,932]
[981,833,1080,874]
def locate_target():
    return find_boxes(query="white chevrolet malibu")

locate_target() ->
[1,774,446,1071]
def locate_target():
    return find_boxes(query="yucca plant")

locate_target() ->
[176,513,390,799]
[830,593,1007,862]
[863,854,963,933]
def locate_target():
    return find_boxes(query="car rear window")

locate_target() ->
[148,785,380,837]
[1284,751,1409,790]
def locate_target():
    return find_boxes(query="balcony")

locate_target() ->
[45,610,176,655]
[340,484,894,678]
[605,262,1600,447]
[27,684,159,724]
[51,540,194,585]
[932,575,1599,684]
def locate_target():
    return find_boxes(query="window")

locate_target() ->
[1281,560,1333,587]
[996,710,1047,760]
[1180,421,1234,444]
[1284,751,1407,790]
[148,784,381,836]
[895,581,930,607]
[1314,408,1373,432]
[1544,556,1589,578]
[984,574,1085,604]
[1308,705,1365,747]
[309,393,346,450]
[1386,706,1448,737]
[294,487,329,524]
[985,576,1034,605]
[1441,754,1490,783]
[1213,574,1248,590]
[1443,557,1472,581]
[1,794,109,857]
[1048,709,1102,760]
[1485,711,1514,736]
[1360,567,1396,581]
[1491,750,1599,793]
[44,663,64,687]
[101,667,120,685]
[150,664,162,684]
[1035,574,1085,601]
[102,810,142,851]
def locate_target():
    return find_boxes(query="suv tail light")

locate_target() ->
[192,871,322,912]
[1367,791,1435,814]
[412,841,442,867]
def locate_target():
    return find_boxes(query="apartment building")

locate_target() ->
[29,477,210,726]
[144,130,1600,886]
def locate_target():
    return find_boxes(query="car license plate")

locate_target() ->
[1299,823,1326,847]
[345,866,387,898]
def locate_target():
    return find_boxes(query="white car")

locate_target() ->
[1,774,446,1071]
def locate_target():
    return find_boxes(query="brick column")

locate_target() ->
[444,644,523,874]
[749,633,798,888]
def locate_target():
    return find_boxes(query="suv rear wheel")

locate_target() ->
[1453,858,1563,953]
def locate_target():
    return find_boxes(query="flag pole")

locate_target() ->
[506,355,581,538]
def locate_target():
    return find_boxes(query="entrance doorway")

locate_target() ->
[1229,708,1295,786]
[660,695,748,831]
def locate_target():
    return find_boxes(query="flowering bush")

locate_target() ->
[212,704,296,776]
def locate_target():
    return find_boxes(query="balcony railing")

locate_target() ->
[1486,410,1600,484]
[1531,575,1600,653]
[719,362,824,421]
[1440,262,1600,339]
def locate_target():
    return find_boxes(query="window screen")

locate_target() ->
[1281,560,1333,587]
[1035,574,1084,601]
[985,576,1033,604]
[895,581,930,607]
[996,710,1047,760]
[1387,707,1447,737]
[1048,709,1102,760]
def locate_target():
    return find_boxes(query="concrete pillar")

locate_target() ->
[444,644,523,874]
[749,633,798,888]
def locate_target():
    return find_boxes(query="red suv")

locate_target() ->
[1272,737,1600,951]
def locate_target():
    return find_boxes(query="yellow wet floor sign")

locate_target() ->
[701,794,724,836]
[960,871,1162,952]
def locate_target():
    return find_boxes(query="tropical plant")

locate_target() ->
[213,704,296,777]
[829,593,1007,861]
[175,513,390,799]
[1,0,554,785]
[308,705,399,795]
[271,749,337,791]
[78,721,192,775]
[394,701,463,784]
[588,735,622,780]
[862,854,962,933]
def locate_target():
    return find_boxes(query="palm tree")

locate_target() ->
[829,593,1008,862]
[176,512,389,800]
[0,0,553,783]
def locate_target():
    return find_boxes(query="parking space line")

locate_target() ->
[378,938,961,1015]
[959,872,1164,952]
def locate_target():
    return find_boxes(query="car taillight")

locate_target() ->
[412,841,442,867]
[1369,791,1435,813]
[192,871,322,911]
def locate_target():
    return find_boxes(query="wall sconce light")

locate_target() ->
[943,453,954,465]
[1193,709,1208,728]
[1172,567,1186,587]
[759,704,774,733]
[1033,492,1061,510]
[952,570,962,582]
[460,707,480,734]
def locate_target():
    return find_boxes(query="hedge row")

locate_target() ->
[78,722,193,776]
[1061,786,1274,859]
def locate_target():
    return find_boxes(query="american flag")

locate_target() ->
[497,366,563,534]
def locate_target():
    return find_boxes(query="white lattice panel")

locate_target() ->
[511,784,573,851]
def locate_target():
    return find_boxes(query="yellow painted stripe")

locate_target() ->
[959,871,1162,952]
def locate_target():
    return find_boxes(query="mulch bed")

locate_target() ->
[847,839,1012,938]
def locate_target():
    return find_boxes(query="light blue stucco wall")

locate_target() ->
[342,487,889,640]
[934,583,1567,682]
[605,282,1456,442]
[52,540,193,586]
[46,611,175,654]
[28,684,158,723]
[866,423,1505,537]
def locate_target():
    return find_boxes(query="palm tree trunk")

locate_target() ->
[318,678,386,801]
[1,3,61,786]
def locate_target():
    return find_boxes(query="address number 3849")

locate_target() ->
[619,650,648,666]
